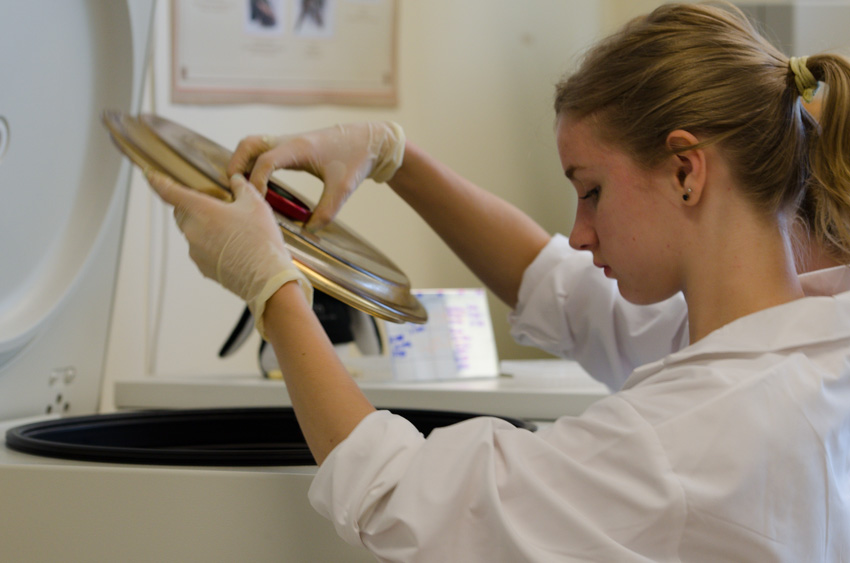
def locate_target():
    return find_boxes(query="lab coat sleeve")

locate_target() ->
[509,234,689,390]
[308,410,426,547]
[309,403,686,562]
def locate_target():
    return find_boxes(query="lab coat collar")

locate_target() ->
[624,289,850,389]
[799,264,850,297]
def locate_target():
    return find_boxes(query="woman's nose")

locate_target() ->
[569,206,597,251]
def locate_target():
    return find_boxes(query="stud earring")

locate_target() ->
[683,188,692,202]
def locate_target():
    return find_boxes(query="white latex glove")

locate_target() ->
[145,170,313,339]
[227,121,405,232]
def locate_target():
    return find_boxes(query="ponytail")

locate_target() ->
[805,54,850,263]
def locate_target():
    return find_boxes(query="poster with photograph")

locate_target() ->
[172,0,397,106]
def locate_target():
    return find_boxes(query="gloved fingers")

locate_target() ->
[227,173,284,231]
[246,137,322,194]
[225,122,404,233]
[227,135,277,190]
[305,188,348,232]
[146,170,211,235]
[143,171,218,279]
[227,174,291,251]
[228,172,255,201]
[145,169,209,210]
[303,161,370,232]
[173,205,189,230]
[229,134,314,196]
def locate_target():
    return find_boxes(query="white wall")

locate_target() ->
[102,1,850,408]
[103,0,605,400]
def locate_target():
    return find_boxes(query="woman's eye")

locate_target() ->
[580,187,600,201]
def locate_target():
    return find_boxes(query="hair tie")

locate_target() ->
[789,56,818,103]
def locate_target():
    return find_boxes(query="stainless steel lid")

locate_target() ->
[102,112,426,324]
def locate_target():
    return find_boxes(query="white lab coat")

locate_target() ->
[510,234,850,391]
[310,236,850,562]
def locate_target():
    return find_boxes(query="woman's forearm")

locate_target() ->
[263,282,375,465]
[389,141,550,308]
[260,142,549,463]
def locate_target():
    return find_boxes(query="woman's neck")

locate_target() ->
[682,213,804,343]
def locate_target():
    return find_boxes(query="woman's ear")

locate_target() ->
[666,130,706,205]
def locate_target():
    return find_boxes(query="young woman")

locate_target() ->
[147,2,850,560]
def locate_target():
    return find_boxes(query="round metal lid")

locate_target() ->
[102,112,426,324]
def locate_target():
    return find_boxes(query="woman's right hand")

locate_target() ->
[227,122,405,232]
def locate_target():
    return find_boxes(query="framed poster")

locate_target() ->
[172,0,398,106]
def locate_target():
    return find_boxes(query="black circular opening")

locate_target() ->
[6,407,535,466]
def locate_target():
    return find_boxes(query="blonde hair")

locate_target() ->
[554,2,850,262]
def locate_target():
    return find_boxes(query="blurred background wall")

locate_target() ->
[103,1,849,402]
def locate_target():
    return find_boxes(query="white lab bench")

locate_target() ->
[113,359,609,420]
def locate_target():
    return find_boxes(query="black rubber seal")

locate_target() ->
[5,407,535,466]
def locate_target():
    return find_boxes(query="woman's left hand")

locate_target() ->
[145,170,312,336]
